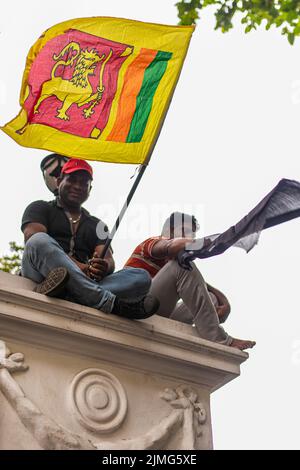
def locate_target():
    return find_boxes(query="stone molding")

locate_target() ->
[0,272,248,392]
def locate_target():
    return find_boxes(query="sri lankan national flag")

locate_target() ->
[1,17,194,164]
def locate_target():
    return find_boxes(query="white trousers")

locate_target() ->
[149,260,232,345]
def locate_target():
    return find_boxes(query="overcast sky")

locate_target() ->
[1,0,300,450]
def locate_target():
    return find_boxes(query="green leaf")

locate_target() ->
[0,242,24,275]
[175,0,300,44]
[288,32,295,44]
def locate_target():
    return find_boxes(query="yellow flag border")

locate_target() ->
[1,17,195,164]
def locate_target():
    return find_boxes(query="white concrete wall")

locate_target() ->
[0,272,247,450]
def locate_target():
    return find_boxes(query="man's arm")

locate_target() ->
[151,238,194,259]
[70,245,114,279]
[152,239,231,314]
[86,245,115,281]
[95,244,115,274]
[21,200,51,243]
[23,222,47,243]
[206,283,231,316]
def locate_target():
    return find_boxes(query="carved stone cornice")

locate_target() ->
[0,272,248,391]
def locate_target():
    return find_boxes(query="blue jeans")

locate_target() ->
[21,233,151,314]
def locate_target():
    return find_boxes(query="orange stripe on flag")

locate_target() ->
[107,48,157,142]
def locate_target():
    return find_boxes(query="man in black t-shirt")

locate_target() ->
[21,158,159,319]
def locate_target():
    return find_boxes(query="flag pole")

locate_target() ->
[101,164,147,257]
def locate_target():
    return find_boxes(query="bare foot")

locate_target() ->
[230,338,256,351]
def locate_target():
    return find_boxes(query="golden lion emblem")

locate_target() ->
[33,42,112,120]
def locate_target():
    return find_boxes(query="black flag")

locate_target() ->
[178,179,300,269]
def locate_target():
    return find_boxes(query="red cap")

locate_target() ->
[61,158,93,179]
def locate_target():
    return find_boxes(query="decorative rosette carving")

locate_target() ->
[69,368,127,433]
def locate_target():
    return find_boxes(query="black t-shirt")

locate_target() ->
[21,199,109,263]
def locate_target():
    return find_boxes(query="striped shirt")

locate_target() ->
[124,236,169,278]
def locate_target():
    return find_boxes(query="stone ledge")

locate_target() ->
[0,271,248,392]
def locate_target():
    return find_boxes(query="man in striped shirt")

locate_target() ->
[125,212,255,351]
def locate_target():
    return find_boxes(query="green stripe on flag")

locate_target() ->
[126,50,172,143]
